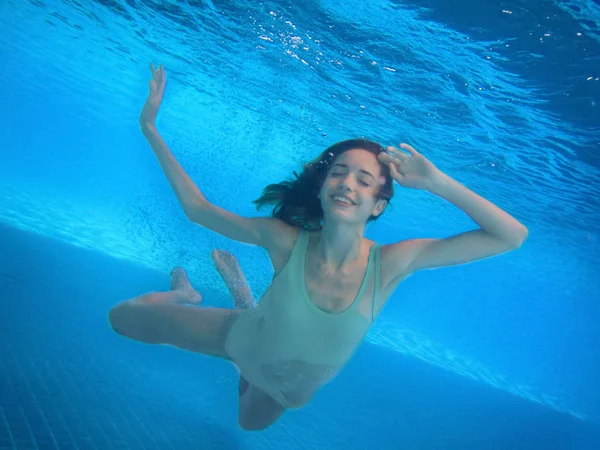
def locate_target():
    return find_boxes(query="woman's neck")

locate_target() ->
[313,222,365,271]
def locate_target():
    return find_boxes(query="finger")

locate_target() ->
[150,62,156,73]
[378,152,395,165]
[385,146,407,160]
[388,162,402,180]
[378,153,401,174]
[400,143,419,156]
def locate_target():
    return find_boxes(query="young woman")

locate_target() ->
[109,64,528,431]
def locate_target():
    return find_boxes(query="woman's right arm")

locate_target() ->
[139,64,295,251]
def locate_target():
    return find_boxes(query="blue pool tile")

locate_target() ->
[33,436,58,450]
[0,435,13,448]
[12,437,38,449]
[72,436,96,450]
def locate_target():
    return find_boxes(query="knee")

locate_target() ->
[108,304,137,338]
[108,303,157,343]
[238,415,272,432]
[108,305,126,335]
[237,391,284,431]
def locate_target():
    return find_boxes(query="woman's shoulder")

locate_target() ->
[265,223,303,274]
[259,218,300,248]
[376,240,419,287]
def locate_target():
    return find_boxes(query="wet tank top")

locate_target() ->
[225,229,381,408]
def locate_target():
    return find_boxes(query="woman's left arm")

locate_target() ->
[378,144,528,277]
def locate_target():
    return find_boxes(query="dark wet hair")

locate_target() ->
[253,138,394,230]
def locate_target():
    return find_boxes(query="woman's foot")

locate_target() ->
[211,249,254,309]
[169,267,203,304]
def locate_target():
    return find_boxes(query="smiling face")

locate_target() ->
[319,149,388,225]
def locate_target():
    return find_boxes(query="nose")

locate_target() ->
[338,176,352,192]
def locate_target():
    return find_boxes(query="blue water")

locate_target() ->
[1,0,599,448]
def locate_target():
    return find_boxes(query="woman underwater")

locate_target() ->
[109,64,528,431]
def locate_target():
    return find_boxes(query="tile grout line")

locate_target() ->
[12,353,40,448]
[113,406,148,450]
[0,407,17,449]
[29,355,60,449]
[17,405,39,450]
[122,401,160,450]
[55,408,81,450]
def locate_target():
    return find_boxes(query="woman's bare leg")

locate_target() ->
[237,385,286,431]
[211,250,286,430]
[108,268,237,358]
[109,259,286,430]
[121,267,202,306]
[211,249,254,309]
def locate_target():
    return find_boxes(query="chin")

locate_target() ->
[324,210,362,225]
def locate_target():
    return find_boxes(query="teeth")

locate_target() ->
[333,195,352,205]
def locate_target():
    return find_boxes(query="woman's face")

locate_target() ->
[319,149,387,224]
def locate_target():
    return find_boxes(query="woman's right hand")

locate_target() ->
[140,63,166,131]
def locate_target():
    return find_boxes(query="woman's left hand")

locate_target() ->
[378,143,442,191]
[140,63,167,129]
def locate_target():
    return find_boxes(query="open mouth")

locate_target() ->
[331,194,355,206]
